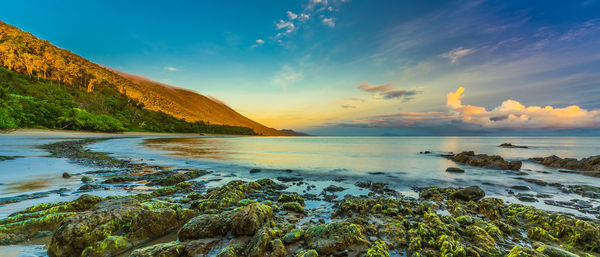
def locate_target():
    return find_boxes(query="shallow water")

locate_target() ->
[88,136,600,216]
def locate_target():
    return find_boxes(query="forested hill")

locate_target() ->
[0,20,286,135]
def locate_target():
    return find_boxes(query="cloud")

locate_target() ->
[357,82,421,100]
[272,65,303,90]
[276,20,295,32]
[256,39,265,44]
[440,47,476,64]
[287,11,299,20]
[340,104,356,109]
[560,18,600,41]
[164,67,177,71]
[345,97,365,102]
[322,17,335,28]
[447,87,600,129]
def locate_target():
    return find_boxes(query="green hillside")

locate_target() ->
[0,67,256,135]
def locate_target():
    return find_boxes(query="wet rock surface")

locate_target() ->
[447,151,522,171]
[530,155,600,177]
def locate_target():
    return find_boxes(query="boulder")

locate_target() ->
[450,151,522,171]
[446,167,465,173]
[304,221,370,255]
[178,203,273,241]
[450,186,485,202]
[47,198,194,257]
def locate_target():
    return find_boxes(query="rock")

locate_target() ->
[62,172,71,178]
[47,198,194,257]
[296,250,319,257]
[277,176,303,182]
[81,176,93,183]
[322,185,346,193]
[78,184,105,191]
[530,155,600,175]
[178,203,273,241]
[536,245,579,257]
[130,241,185,257]
[0,194,102,245]
[278,194,305,205]
[249,169,261,174]
[507,245,546,257]
[449,151,522,171]
[282,202,305,213]
[510,185,531,191]
[499,143,528,149]
[366,240,389,257]
[283,228,304,244]
[515,177,548,186]
[516,193,538,202]
[450,186,485,202]
[446,167,465,173]
[304,221,369,255]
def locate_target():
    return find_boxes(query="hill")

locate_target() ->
[0,20,286,135]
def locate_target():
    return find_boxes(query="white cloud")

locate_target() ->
[287,11,298,20]
[276,20,295,32]
[440,47,476,64]
[322,17,335,28]
[299,13,310,21]
[256,39,265,44]
[447,87,600,129]
[164,67,177,71]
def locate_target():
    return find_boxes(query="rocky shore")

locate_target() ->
[0,139,599,256]
[445,151,522,171]
[530,155,600,177]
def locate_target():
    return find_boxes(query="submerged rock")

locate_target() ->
[448,151,522,170]
[62,172,71,178]
[499,143,528,149]
[445,167,465,173]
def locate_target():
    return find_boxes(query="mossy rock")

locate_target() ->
[278,193,305,205]
[282,202,305,213]
[130,241,186,257]
[47,198,193,257]
[283,228,304,244]
[305,221,370,255]
[296,249,318,257]
[536,245,580,257]
[366,240,390,257]
[507,245,548,257]
[178,202,273,240]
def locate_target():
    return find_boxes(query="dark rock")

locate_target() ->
[276,176,303,182]
[81,176,93,183]
[530,155,600,176]
[514,177,547,186]
[510,185,531,191]
[323,185,346,193]
[450,186,485,202]
[499,143,528,148]
[448,151,522,171]
[62,172,71,178]
[249,169,261,174]
[446,167,465,173]
[516,193,538,202]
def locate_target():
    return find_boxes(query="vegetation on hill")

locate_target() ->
[0,67,256,134]
[0,20,285,136]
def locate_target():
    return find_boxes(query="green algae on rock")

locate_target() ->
[0,194,102,245]
[47,197,194,257]
[304,221,370,255]
[366,240,390,257]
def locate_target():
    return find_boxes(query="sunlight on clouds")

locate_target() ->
[447,87,600,129]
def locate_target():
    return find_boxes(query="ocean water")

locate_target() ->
[2,135,600,217]
[1,135,600,256]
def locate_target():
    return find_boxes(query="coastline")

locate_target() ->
[0,137,598,256]
[0,128,254,138]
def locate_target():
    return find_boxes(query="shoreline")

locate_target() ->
[0,137,599,256]
[0,128,253,138]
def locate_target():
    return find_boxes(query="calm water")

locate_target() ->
[2,135,600,256]
[3,136,600,216]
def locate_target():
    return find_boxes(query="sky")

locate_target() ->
[1,0,600,135]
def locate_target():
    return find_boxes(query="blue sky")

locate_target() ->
[2,0,600,135]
